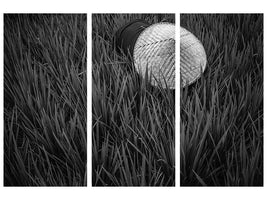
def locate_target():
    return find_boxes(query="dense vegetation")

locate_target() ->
[92,14,175,186]
[4,14,87,186]
[180,14,263,186]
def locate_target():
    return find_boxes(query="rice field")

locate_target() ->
[4,14,87,186]
[3,13,262,187]
[92,14,175,186]
[180,14,263,186]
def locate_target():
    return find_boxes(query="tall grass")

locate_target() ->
[180,14,263,186]
[92,14,175,186]
[4,14,87,186]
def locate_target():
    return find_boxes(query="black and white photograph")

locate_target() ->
[4,14,87,186]
[92,13,175,186]
[1,0,267,199]
[180,14,263,186]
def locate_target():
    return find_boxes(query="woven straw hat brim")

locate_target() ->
[133,23,175,89]
[180,27,207,87]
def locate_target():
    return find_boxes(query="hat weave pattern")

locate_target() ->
[133,23,175,89]
[180,27,207,87]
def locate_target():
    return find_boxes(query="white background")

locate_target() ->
[0,0,266,200]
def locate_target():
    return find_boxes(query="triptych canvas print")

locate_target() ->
[3,13,263,186]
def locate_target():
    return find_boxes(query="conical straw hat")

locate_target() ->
[180,27,207,87]
[134,23,175,89]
